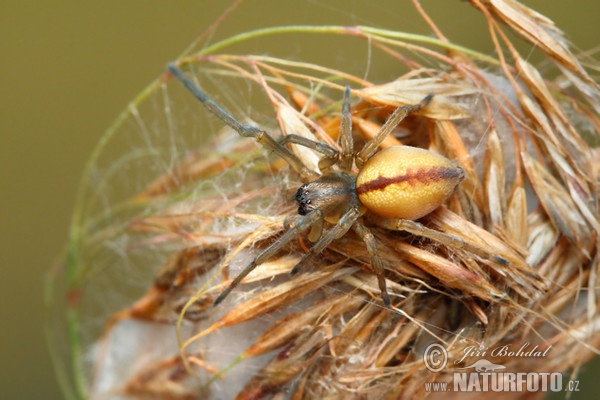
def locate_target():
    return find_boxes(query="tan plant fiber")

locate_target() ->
[50,1,599,399]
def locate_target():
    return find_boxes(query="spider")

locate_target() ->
[168,63,467,307]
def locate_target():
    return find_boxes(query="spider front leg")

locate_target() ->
[289,208,391,306]
[168,63,318,181]
[213,210,323,305]
[339,85,354,171]
[290,207,360,275]
[278,134,339,173]
[279,85,355,173]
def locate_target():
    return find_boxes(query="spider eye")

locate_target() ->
[295,185,312,215]
[295,184,308,202]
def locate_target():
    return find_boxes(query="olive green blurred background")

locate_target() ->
[2,1,599,399]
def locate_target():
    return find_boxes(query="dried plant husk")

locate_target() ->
[48,1,599,399]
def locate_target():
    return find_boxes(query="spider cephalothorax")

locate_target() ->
[295,173,358,217]
[169,64,466,307]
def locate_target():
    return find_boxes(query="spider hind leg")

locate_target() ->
[353,221,391,306]
[373,215,509,267]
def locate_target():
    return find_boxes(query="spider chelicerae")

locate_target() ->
[168,63,475,307]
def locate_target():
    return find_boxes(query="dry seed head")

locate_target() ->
[53,2,600,399]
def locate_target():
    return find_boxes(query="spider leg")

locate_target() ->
[290,207,360,275]
[339,86,354,171]
[355,93,433,168]
[353,221,391,306]
[168,63,318,181]
[373,216,508,266]
[278,85,354,172]
[278,134,339,173]
[213,210,323,305]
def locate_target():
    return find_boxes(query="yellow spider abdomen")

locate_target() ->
[356,146,464,220]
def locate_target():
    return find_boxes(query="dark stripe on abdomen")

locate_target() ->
[356,166,463,195]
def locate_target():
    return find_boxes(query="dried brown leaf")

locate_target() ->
[522,152,591,253]
[480,0,593,85]
[244,293,363,357]
[505,184,528,248]
[483,129,507,228]
[359,77,479,120]
[391,239,504,302]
